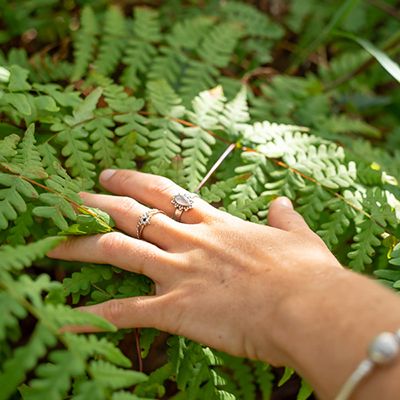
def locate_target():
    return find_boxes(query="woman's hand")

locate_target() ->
[48,169,341,366]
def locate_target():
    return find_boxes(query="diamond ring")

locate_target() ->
[171,193,196,222]
[136,209,166,239]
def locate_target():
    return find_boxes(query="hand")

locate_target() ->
[49,169,342,366]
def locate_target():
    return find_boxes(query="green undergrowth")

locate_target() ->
[0,1,400,399]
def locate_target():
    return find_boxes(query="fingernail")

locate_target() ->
[100,169,116,182]
[78,191,88,199]
[276,196,293,209]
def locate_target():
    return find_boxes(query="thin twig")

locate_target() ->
[194,143,236,193]
[135,328,143,372]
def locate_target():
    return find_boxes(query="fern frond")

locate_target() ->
[50,89,103,187]
[53,125,95,188]
[6,205,34,245]
[63,265,113,304]
[348,218,384,271]
[219,355,256,400]
[0,324,56,400]
[121,8,160,88]
[86,110,117,169]
[199,23,242,68]
[0,134,19,162]
[146,119,181,169]
[221,2,283,39]
[147,80,185,117]
[20,350,86,400]
[219,87,249,136]
[253,362,273,400]
[190,86,225,130]
[181,126,216,191]
[89,360,147,390]
[33,192,77,231]
[3,124,46,179]
[72,6,99,81]
[317,199,354,249]
[297,184,331,229]
[93,6,127,76]
[179,61,218,105]
[168,16,214,50]
[0,236,64,271]
[233,152,271,200]
[200,175,248,204]
[0,292,26,341]
[147,47,183,86]
[227,196,269,222]
[71,381,105,400]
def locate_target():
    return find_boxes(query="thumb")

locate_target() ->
[268,197,310,233]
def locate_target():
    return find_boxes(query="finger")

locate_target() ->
[62,296,165,332]
[48,232,177,282]
[99,169,217,223]
[80,192,183,249]
[268,197,311,233]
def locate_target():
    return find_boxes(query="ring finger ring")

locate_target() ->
[137,209,166,240]
[171,193,196,222]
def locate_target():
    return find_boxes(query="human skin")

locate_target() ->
[48,169,400,399]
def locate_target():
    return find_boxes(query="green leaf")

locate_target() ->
[0,324,56,400]
[60,206,114,236]
[89,360,148,389]
[7,65,31,91]
[2,93,31,115]
[336,31,400,83]
[278,367,294,387]
[0,236,65,271]
[20,350,86,400]
[63,334,131,368]
[66,87,103,126]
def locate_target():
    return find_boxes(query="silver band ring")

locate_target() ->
[171,193,196,222]
[136,209,166,240]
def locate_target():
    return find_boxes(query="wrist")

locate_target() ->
[266,264,349,367]
[268,267,400,399]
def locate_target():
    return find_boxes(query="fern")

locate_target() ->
[0,324,56,400]
[121,8,160,89]
[72,6,99,81]
[93,7,127,76]
[1,2,400,399]
[20,350,86,400]
[0,236,64,271]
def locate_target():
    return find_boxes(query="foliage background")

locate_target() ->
[0,0,400,399]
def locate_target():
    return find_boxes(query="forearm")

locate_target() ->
[273,268,400,399]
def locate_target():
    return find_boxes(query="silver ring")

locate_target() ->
[136,209,166,239]
[171,193,196,222]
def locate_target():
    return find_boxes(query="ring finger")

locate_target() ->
[48,232,177,283]
[80,192,183,249]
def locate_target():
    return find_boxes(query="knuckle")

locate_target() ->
[116,196,138,218]
[102,300,124,325]
[149,176,175,196]
[113,170,133,187]
[140,247,158,265]
[99,232,127,257]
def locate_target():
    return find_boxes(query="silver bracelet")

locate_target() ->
[335,329,400,400]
